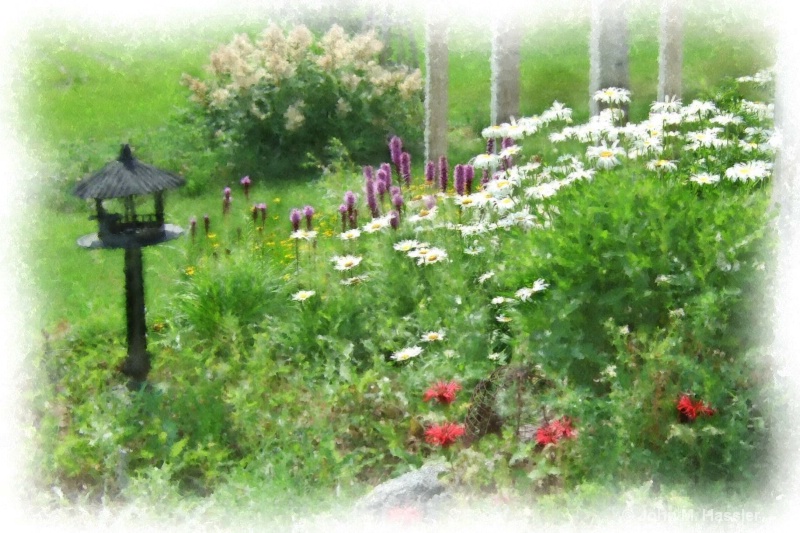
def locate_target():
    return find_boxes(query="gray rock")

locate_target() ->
[355,461,451,515]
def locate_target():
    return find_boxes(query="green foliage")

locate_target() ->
[182,24,424,179]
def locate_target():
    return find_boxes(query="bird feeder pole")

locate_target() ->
[73,144,186,387]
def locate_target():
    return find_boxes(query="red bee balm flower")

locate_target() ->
[423,381,462,404]
[677,394,716,422]
[535,417,577,446]
[424,422,466,447]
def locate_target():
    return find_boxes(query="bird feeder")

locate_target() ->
[74,144,185,385]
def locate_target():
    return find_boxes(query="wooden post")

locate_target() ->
[657,0,683,102]
[424,6,448,165]
[589,0,630,117]
[122,245,150,383]
[491,12,522,126]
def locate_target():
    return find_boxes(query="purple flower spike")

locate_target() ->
[425,161,435,185]
[390,186,401,197]
[303,205,315,230]
[454,164,466,196]
[400,152,411,187]
[349,208,358,230]
[438,156,449,193]
[365,176,379,218]
[381,162,393,189]
[344,191,357,213]
[290,208,302,232]
[481,170,490,187]
[339,204,348,232]
[424,195,437,210]
[389,210,400,230]
[376,176,387,201]
[389,136,403,168]
[363,165,374,182]
[259,203,267,224]
[465,165,475,195]
[203,214,210,236]
[240,176,251,200]
[222,187,232,215]
[486,138,495,154]
[392,193,404,212]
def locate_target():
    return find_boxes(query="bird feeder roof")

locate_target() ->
[73,144,186,200]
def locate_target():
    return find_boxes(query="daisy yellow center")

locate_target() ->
[343,260,354,267]
[600,150,614,158]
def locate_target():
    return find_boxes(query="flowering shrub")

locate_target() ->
[182,24,423,171]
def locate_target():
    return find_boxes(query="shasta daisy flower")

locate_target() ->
[339,229,362,240]
[417,248,448,266]
[340,274,369,286]
[724,161,771,182]
[421,330,446,342]
[593,87,631,104]
[689,172,720,185]
[586,141,625,169]
[291,290,315,302]
[332,255,363,271]
[392,346,423,362]
[393,239,421,252]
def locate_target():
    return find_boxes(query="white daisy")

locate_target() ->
[420,330,446,342]
[339,229,362,241]
[391,346,423,361]
[291,290,315,302]
[689,172,720,185]
[331,255,363,271]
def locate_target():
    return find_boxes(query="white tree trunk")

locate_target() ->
[424,7,449,164]
[589,0,630,116]
[657,0,683,101]
[491,14,522,126]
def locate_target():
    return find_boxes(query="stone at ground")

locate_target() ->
[354,461,451,517]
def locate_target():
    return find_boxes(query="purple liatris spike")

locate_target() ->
[203,214,210,235]
[486,137,495,154]
[425,161,435,185]
[344,191,357,213]
[290,208,302,232]
[222,187,232,215]
[424,195,437,210]
[400,152,411,187]
[365,175,379,218]
[392,192,404,212]
[339,204,348,232]
[438,156,449,193]
[363,165,374,182]
[303,205,315,230]
[454,164,466,196]
[259,203,267,224]
[389,210,399,230]
[349,208,358,229]
[240,176,251,200]
[390,186,401,197]
[376,170,388,201]
[381,162,393,189]
[465,165,475,195]
[389,136,403,168]
[501,137,514,150]
[481,170,490,187]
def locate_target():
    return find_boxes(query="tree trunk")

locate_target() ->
[657,0,683,101]
[589,0,630,117]
[491,13,522,126]
[424,6,448,165]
